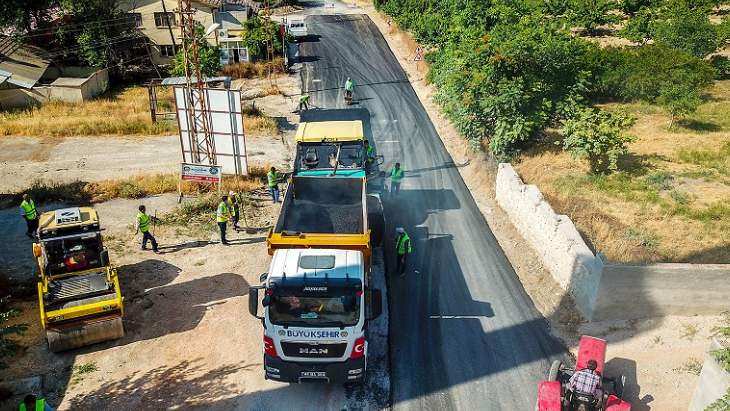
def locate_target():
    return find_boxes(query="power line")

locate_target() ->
[19,19,138,39]
[16,15,140,37]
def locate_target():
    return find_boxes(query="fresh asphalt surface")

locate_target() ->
[299,14,568,410]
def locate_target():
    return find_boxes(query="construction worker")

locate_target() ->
[344,77,354,100]
[390,162,404,195]
[135,205,158,253]
[217,195,231,245]
[363,140,376,172]
[267,167,282,203]
[395,227,413,277]
[19,193,39,239]
[228,191,240,231]
[19,394,54,411]
[298,94,310,112]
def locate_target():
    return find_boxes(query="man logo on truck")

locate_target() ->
[300,347,329,355]
[303,286,328,292]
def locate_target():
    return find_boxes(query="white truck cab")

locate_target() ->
[287,19,308,38]
[249,248,382,384]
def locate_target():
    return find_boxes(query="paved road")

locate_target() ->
[300,14,567,410]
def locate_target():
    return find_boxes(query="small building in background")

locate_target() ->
[0,37,109,109]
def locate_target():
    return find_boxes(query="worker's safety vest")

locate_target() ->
[217,201,230,223]
[345,80,354,91]
[267,171,279,188]
[365,145,375,160]
[390,168,404,183]
[20,199,38,220]
[137,212,151,233]
[299,95,309,103]
[396,233,413,255]
[18,398,45,411]
[227,197,238,213]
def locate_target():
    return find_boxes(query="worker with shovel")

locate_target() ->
[136,205,158,253]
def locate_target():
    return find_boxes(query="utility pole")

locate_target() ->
[178,0,216,165]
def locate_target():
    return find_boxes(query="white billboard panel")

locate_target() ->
[174,86,248,175]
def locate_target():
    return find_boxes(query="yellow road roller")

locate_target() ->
[33,207,124,352]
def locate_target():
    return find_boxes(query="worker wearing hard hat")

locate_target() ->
[390,163,404,196]
[135,205,158,253]
[395,227,413,277]
[217,195,231,245]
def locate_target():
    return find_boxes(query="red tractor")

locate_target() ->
[537,336,632,411]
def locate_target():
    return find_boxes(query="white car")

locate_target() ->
[287,19,307,38]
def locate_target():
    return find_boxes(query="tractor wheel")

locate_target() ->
[548,360,562,380]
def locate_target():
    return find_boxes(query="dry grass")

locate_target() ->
[220,58,286,79]
[516,80,730,263]
[0,167,270,209]
[0,87,177,138]
[0,85,280,138]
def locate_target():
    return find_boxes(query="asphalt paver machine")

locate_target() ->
[33,207,124,352]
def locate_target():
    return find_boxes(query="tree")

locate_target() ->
[652,4,719,58]
[240,15,284,60]
[0,297,27,369]
[0,0,54,35]
[58,0,136,67]
[657,83,702,129]
[171,24,222,78]
[568,0,619,35]
[561,107,636,173]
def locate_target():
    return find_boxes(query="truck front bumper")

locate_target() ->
[264,354,365,384]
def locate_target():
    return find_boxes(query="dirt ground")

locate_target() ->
[353,2,721,409]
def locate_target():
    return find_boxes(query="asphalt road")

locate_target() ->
[300,14,568,410]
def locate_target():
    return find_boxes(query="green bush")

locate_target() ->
[711,56,730,81]
[0,297,27,369]
[568,0,619,34]
[651,4,719,58]
[560,107,636,173]
[657,83,702,128]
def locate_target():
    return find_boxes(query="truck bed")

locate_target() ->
[276,176,365,235]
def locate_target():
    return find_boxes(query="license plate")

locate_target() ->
[301,371,326,378]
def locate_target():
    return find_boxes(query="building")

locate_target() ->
[120,0,252,66]
[0,37,109,109]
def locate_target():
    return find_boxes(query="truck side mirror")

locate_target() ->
[100,249,109,267]
[367,289,382,320]
[248,288,264,319]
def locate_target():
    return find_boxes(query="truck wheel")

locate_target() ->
[548,360,562,381]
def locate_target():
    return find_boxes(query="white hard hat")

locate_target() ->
[229,190,236,196]
[396,227,405,234]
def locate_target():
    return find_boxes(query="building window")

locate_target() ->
[130,13,143,28]
[159,45,176,57]
[154,12,175,27]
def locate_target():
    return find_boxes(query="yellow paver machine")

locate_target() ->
[33,207,124,352]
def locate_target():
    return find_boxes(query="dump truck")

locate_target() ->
[248,136,385,383]
[33,207,124,352]
[294,119,382,178]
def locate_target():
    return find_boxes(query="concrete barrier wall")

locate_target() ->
[495,163,603,319]
[593,264,730,321]
[689,339,730,411]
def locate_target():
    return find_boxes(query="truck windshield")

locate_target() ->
[269,293,360,327]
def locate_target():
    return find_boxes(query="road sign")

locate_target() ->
[414,46,423,61]
[181,162,222,183]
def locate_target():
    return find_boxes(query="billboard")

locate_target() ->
[174,86,248,175]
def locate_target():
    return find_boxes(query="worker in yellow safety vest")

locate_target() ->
[390,163,404,196]
[228,191,240,231]
[19,193,39,239]
[217,195,231,245]
[267,167,282,203]
[395,227,413,277]
[135,205,158,253]
[19,394,54,411]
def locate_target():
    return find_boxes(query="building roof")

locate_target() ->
[0,37,51,89]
